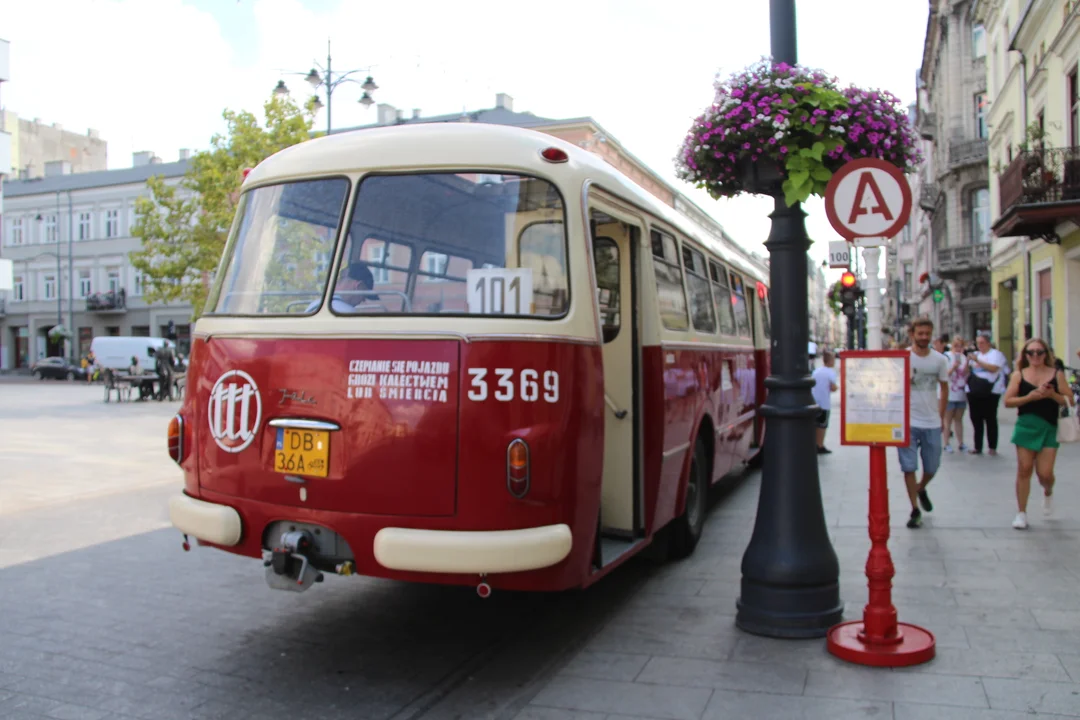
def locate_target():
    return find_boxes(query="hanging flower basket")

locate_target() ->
[48,325,72,342]
[676,58,922,206]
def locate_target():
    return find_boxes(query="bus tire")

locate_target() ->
[669,440,708,559]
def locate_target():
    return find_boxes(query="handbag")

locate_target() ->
[1059,405,1080,444]
[967,373,996,397]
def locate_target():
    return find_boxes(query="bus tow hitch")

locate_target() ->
[262,529,324,592]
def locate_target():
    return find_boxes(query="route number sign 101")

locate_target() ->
[828,241,852,269]
[466,268,534,315]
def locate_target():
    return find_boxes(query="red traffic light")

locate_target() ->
[840,271,857,288]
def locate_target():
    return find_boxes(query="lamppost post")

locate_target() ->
[736,0,843,638]
[275,38,378,136]
[67,191,74,360]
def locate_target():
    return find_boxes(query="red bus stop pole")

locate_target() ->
[826,445,935,666]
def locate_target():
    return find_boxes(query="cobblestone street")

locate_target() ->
[1,382,1079,719]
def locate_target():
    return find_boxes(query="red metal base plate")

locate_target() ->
[826,621,936,667]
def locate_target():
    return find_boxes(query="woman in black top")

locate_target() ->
[1003,338,1073,529]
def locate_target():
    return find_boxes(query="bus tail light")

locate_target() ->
[167,414,185,465]
[506,439,530,498]
[540,147,568,163]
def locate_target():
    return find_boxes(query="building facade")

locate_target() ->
[976,0,1080,365]
[0,154,193,370]
[916,0,994,340]
[0,112,107,180]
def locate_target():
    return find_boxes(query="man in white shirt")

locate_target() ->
[305,262,376,313]
[811,350,839,454]
[900,317,950,528]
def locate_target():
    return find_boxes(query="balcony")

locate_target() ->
[918,111,936,141]
[949,139,989,170]
[86,289,127,313]
[935,243,992,274]
[992,146,1080,242]
[919,183,940,211]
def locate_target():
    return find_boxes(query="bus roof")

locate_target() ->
[243,123,768,286]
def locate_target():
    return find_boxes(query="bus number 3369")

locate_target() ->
[467,368,559,403]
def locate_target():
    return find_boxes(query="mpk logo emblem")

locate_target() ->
[208,370,262,453]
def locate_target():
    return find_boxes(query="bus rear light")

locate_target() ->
[506,438,530,498]
[540,147,568,163]
[167,414,185,465]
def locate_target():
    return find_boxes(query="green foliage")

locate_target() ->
[130,94,318,317]
[782,138,844,207]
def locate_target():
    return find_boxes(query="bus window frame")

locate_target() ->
[648,226,691,333]
[332,169,573,321]
[679,240,718,336]
[203,174,354,318]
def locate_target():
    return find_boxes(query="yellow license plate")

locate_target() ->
[273,428,330,478]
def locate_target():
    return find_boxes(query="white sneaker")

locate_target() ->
[1012,512,1028,529]
[1043,494,1053,517]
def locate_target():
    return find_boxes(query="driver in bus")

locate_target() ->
[306,262,376,313]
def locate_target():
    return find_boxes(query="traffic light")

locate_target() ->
[839,272,862,318]
[932,288,944,303]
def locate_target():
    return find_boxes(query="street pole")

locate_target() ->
[54,194,62,355]
[67,191,74,360]
[862,242,884,350]
[736,0,843,638]
[326,39,333,136]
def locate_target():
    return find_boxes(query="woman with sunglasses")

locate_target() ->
[1003,338,1074,529]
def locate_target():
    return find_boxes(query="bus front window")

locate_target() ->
[336,173,569,318]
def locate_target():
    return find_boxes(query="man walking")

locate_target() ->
[812,350,839,454]
[901,317,950,528]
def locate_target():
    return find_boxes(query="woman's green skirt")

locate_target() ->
[1012,413,1059,452]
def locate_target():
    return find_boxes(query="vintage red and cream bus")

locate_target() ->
[167,122,772,595]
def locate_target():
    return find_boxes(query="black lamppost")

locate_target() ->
[736,0,843,638]
[275,38,378,136]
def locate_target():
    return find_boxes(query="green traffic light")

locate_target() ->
[933,288,944,303]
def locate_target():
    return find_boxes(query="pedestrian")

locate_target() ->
[965,332,1008,455]
[812,350,839,454]
[943,335,970,453]
[1003,338,1074,529]
[933,333,948,355]
[900,317,950,529]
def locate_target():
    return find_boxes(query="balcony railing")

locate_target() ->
[919,183,940,211]
[936,243,992,273]
[949,139,989,169]
[86,289,127,312]
[994,146,1080,241]
[918,111,936,141]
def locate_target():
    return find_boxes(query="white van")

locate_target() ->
[90,336,174,371]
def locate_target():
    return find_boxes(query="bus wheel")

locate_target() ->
[669,441,708,559]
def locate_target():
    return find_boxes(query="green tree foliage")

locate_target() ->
[130,93,318,316]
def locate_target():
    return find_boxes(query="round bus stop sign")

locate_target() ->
[824,159,912,242]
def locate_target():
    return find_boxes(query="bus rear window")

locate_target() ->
[209,177,349,315]
[335,173,568,317]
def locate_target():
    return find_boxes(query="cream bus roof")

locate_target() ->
[243,123,767,286]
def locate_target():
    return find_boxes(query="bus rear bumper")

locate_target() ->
[373,525,572,574]
[169,493,242,547]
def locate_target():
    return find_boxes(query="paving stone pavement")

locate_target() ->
[1,383,1079,720]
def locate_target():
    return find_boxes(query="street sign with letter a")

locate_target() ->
[824,159,912,242]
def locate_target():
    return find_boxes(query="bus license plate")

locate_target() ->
[273,428,330,478]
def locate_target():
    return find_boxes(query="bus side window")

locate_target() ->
[708,261,738,336]
[760,285,771,341]
[681,243,716,334]
[729,271,752,338]
[593,237,620,343]
[650,229,689,331]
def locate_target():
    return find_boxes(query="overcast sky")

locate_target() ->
[0,0,928,278]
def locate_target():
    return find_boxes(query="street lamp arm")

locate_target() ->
[326,71,369,91]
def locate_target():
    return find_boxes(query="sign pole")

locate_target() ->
[856,238,886,351]
[829,350,935,666]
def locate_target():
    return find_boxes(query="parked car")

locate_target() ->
[31,357,88,381]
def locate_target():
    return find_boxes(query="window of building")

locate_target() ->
[44,214,58,243]
[1070,68,1080,146]
[131,326,151,337]
[44,274,57,300]
[650,229,689,331]
[9,217,24,246]
[78,212,92,241]
[78,270,92,298]
[107,267,121,293]
[903,262,913,295]
[12,275,24,301]
[972,188,991,244]
[972,24,986,58]
[901,221,913,244]
[420,250,450,282]
[681,243,716,333]
[708,261,739,336]
[133,272,145,296]
[105,209,119,238]
[975,93,988,139]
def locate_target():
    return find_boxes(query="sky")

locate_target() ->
[0,0,929,280]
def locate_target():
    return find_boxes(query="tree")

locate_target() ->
[130,93,318,317]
